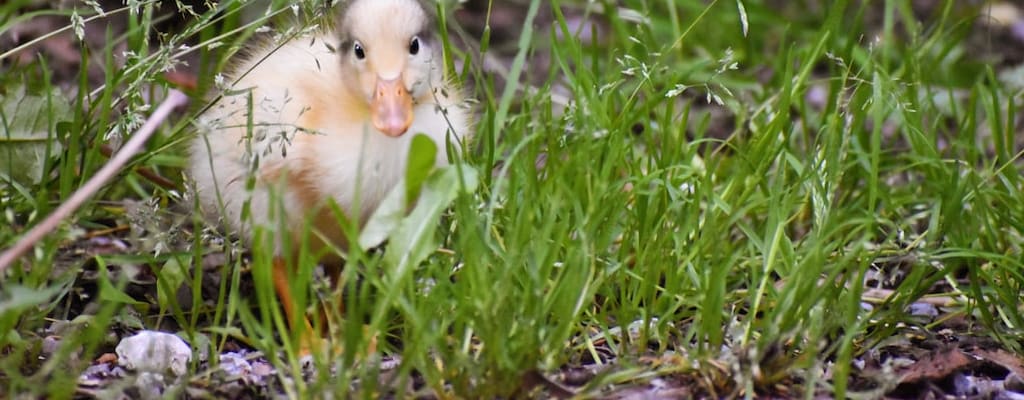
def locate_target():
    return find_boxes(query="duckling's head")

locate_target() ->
[338,0,441,137]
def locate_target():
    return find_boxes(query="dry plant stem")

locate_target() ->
[862,288,961,307]
[0,7,132,62]
[0,89,189,272]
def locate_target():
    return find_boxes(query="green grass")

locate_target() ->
[1,0,1023,398]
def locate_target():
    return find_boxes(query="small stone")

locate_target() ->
[78,362,115,386]
[40,335,61,356]
[116,331,192,377]
[1013,21,1024,43]
[908,302,938,318]
[251,359,274,378]
[996,392,1024,400]
[952,373,977,396]
[1006,372,1024,392]
[135,371,167,400]
[561,367,592,386]
[218,352,249,376]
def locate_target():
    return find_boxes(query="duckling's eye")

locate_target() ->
[353,42,366,60]
[409,36,420,55]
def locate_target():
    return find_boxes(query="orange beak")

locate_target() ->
[371,77,413,137]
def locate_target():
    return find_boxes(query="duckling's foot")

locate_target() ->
[273,258,378,360]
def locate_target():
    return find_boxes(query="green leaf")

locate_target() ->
[98,278,146,305]
[0,284,64,316]
[0,84,70,185]
[0,283,66,348]
[384,164,479,277]
[96,257,147,306]
[358,178,408,249]
[359,134,440,249]
[156,256,189,310]
[405,133,438,206]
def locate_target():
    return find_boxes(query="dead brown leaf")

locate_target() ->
[897,346,971,384]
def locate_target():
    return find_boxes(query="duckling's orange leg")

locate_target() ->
[323,265,377,356]
[272,256,319,355]
[271,257,376,358]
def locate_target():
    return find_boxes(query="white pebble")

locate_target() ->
[116,331,192,377]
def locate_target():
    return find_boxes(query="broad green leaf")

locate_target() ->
[0,284,66,347]
[0,84,70,185]
[405,133,438,205]
[384,164,479,277]
[0,284,64,316]
[156,256,189,310]
[98,277,146,305]
[358,177,407,249]
[96,257,147,306]
[359,134,440,249]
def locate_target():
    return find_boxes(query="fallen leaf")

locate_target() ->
[898,347,971,384]
[95,352,117,364]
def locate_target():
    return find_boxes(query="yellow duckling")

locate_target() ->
[190,0,471,351]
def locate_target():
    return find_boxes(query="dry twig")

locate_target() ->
[0,89,189,272]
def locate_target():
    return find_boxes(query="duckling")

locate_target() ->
[189,0,471,352]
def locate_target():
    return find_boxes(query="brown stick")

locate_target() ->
[98,144,178,190]
[0,89,189,272]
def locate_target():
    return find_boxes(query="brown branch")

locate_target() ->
[98,144,178,190]
[0,89,189,272]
